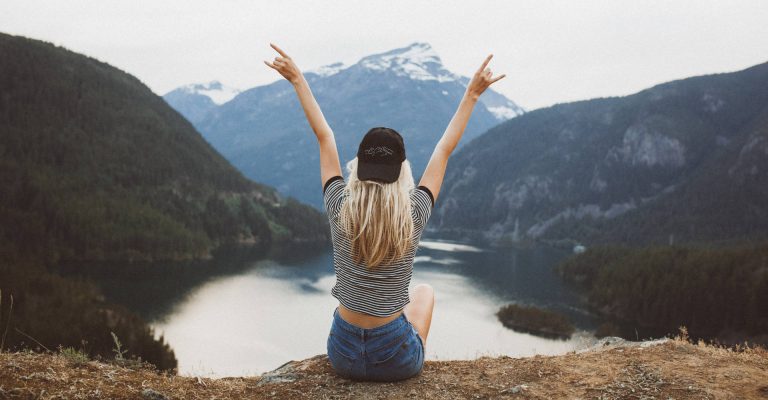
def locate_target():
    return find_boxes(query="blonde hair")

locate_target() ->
[338,157,415,268]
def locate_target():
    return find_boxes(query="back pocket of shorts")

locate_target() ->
[328,333,356,360]
[368,330,412,365]
[327,334,356,377]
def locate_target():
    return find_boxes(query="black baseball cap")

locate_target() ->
[356,127,406,183]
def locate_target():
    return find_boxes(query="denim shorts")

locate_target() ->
[327,307,424,381]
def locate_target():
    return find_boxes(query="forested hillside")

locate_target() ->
[557,241,768,345]
[0,32,329,265]
[435,61,768,247]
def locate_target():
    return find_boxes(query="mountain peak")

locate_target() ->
[357,41,458,82]
[395,41,436,57]
[368,41,438,61]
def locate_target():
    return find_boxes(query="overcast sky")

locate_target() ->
[1,0,767,110]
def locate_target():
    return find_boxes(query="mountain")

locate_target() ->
[163,81,240,125]
[0,32,328,265]
[558,240,768,343]
[432,61,768,247]
[163,42,524,209]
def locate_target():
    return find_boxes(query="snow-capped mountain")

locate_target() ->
[163,81,240,124]
[178,81,240,105]
[358,42,459,82]
[164,42,524,209]
[304,42,523,121]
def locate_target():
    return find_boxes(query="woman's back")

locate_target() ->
[323,175,435,318]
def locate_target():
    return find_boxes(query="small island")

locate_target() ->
[496,304,575,339]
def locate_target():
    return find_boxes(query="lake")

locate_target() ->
[59,237,600,377]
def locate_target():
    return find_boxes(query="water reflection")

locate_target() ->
[142,237,598,377]
[417,240,485,252]
[55,242,327,321]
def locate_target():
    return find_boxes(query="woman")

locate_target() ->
[265,43,504,381]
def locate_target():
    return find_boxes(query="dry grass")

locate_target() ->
[1,336,766,399]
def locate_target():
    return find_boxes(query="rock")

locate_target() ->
[500,384,528,394]
[576,336,669,354]
[256,356,328,386]
[141,388,169,400]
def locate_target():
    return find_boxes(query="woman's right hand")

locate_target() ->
[264,43,304,85]
[465,54,506,100]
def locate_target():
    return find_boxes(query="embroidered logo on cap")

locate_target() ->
[364,146,394,157]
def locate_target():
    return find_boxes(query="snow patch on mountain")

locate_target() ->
[456,76,525,121]
[359,42,460,83]
[308,62,348,77]
[487,105,523,120]
[180,81,240,105]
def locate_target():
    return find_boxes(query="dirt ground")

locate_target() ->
[1,337,766,399]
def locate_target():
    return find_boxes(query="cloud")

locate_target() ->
[1,0,766,109]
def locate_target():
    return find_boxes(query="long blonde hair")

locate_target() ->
[338,156,415,268]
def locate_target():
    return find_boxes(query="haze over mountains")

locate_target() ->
[433,61,768,247]
[164,42,524,209]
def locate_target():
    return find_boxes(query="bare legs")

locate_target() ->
[403,283,435,348]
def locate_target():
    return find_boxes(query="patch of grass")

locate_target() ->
[107,331,152,370]
[110,331,127,360]
[59,345,89,366]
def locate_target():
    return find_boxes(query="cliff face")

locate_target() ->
[1,337,766,399]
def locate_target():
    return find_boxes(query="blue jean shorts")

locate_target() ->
[327,307,424,381]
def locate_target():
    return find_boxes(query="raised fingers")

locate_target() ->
[477,54,493,74]
[263,60,279,70]
[490,73,506,84]
[270,43,290,58]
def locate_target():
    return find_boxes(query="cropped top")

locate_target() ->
[322,175,434,317]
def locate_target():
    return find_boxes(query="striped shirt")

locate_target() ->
[323,175,434,317]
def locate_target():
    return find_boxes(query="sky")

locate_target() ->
[1,0,767,110]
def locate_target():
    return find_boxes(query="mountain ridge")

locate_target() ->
[433,59,768,247]
[164,41,523,209]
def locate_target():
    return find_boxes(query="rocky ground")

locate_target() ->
[1,337,767,399]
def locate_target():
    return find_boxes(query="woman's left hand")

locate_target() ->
[264,43,303,85]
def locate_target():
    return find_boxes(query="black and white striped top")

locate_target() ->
[323,175,434,317]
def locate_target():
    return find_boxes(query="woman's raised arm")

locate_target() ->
[418,54,506,204]
[264,43,342,187]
